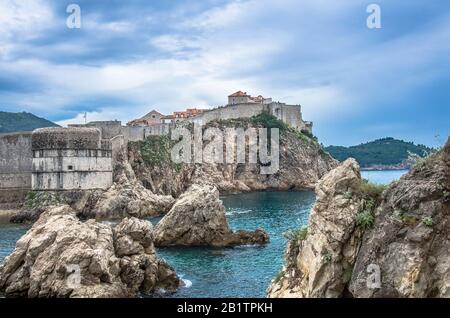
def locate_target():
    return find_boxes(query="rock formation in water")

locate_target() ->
[153,184,269,247]
[268,137,449,298]
[0,205,182,297]
[128,119,337,197]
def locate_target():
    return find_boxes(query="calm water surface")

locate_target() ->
[154,191,314,298]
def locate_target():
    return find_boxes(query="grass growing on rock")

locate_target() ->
[138,135,182,171]
[357,179,387,200]
[283,226,308,242]
[251,111,288,130]
[355,180,386,230]
[251,112,332,160]
[422,216,434,227]
[25,191,65,209]
[356,198,376,229]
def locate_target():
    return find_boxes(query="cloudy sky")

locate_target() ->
[0,0,449,146]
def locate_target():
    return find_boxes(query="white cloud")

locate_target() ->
[0,0,449,145]
[0,0,54,59]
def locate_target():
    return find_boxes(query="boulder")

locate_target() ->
[81,183,175,220]
[0,205,182,297]
[153,184,269,247]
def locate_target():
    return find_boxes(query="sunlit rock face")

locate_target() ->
[268,159,364,298]
[268,137,450,298]
[0,206,182,298]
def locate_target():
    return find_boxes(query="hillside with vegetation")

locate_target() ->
[325,137,433,169]
[0,111,58,133]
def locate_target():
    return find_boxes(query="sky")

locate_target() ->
[0,0,449,147]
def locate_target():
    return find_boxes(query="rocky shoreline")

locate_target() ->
[268,137,449,298]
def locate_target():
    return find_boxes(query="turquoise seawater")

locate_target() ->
[155,191,314,298]
[0,223,29,263]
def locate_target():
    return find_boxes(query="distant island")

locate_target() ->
[325,137,433,170]
[0,111,59,134]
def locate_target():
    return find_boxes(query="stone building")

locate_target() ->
[31,127,113,190]
[228,91,272,105]
[127,110,163,127]
[192,91,313,132]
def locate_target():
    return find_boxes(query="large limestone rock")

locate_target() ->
[82,183,175,220]
[84,146,175,220]
[153,184,269,247]
[268,137,449,298]
[349,138,450,297]
[268,159,364,298]
[0,205,181,297]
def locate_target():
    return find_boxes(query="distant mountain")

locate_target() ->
[325,137,433,170]
[0,111,59,133]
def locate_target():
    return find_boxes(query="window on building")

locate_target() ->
[68,165,74,170]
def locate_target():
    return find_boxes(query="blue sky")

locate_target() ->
[0,0,448,147]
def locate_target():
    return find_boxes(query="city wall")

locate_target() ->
[0,132,33,205]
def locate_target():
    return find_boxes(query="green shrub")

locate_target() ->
[300,129,316,141]
[25,191,65,209]
[251,111,288,130]
[422,216,434,227]
[408,150,430,171]
[323,252,332,264]
[283,226,308,241]
[139,135,182,171]
[342,267,353,284]
[356,209,375,229]
[357,179,387,200]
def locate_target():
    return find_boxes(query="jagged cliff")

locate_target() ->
[268,137,449,298]
[128,117,337,197]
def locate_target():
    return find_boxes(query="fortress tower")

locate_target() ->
[31,127,113,190]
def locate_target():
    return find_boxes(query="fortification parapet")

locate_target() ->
[31,127,113,190]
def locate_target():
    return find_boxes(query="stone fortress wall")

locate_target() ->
[0,132,33,206]
[191,102,312,131]
[31,127,113,191]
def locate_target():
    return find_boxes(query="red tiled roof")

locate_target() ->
[228,91,248,97]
